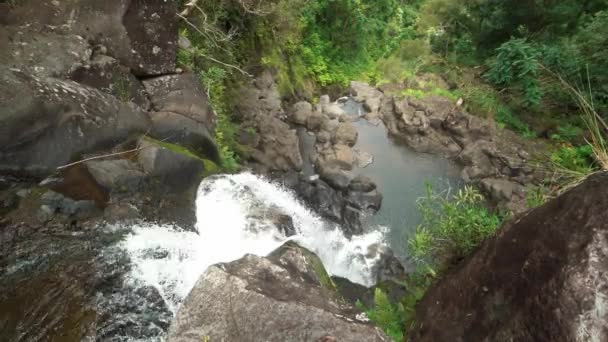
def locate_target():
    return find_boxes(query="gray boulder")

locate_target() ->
[70,54,151,109]
[168,242,388,342]
[348,175,377,192]
[148,111,219,162]
[137,138,205,192]
[4,0,177,76]
[143,73,215,130]
[0,71,151,175]
[292,101,313,125]
[85,159,145,193]
[332,122,358,147]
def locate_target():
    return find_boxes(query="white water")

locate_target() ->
[122,173,387,312]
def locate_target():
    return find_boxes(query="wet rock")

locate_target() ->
[148,111,219,162]
[317,165,353,190]
[332,122,358,147]
[0,72,151,176]
[324,102,346,120]
[354,149,374,168]
[410,172,608,342]
[346,190,383,212]
[343,205,363,236]
[271,213,296,237]
[143,73,215,130]
[137,138,205,192]
[366,244,407,283]
[296,179,344,223]
[85,159,145,193]
[39,190,97,218]
[168,242,387,341]
[348,175,377,192]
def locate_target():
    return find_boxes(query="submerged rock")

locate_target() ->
[410,172,608,342]
[168,242,388,341]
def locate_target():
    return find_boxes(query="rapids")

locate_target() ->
[122,173,388,313]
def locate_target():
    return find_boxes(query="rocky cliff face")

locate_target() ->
[0,0,219,226]
[168,241,389,342]
[409,172,608,341]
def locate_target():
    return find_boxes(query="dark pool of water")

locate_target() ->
[345,100,463,258]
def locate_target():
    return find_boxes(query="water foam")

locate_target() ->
[122,173,386,312]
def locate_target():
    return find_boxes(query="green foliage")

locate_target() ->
[526,185,549,208]
[495,105,535,137]
[485,38,541,107]
[550,123,583,142]
[409,184,501,265]
[550,144,596,175]
[361,288,406,341]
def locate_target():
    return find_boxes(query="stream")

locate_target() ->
[0,98,462,341]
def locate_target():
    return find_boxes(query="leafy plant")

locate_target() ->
[409,184,502,265]
[486,38,542,107]
[550,145,595,176]
[362,288,406,341]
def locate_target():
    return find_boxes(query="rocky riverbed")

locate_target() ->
[1,1,606,341]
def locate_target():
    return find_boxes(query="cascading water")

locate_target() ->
[122,172,387,314]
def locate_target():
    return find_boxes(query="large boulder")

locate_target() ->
[137,138,205,192]
[291,101,314,125]
[84,159,145,193]
[332,122,358,146]
[0,71,151,175]
[70,54,151,110]
[142,73,215,130]
[4,0,178,76]
[148,111,219,162]
[409,172,608,342]
[168,242,388,342]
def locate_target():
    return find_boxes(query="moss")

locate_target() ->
[300,248,337,291]
[143,136,220,176]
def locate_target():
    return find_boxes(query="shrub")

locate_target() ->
[485,38,542,107]
[409,184,502,265]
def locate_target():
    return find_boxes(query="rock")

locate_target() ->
[296,179,344,223]
[318,144,356,171]
[457,141,496,180]
[137,138,205,192]
[148,111,219,162]
[410,172,608,342]
[254,114,304,172]
[342,205,363,236]
[319,95,331,106]
[316,131,331,144]
[70,54,150,110]
[366,244,408,283]
[350,81,383,116]
[168,242,387,341]
[306,112,328,132]
[142,73,215,130]
[0,72,151,176]
[354,149,374,168]
[332,123,358,146]
[234,73,303,172]
[84,159,145,193]
[271,213,296,237]
[121,0,178,76]
[479,178,522,202]
[346,190,383,212]
[348,175,377,192]
[324,102,346,120]
[292,101,314,125]
[178,36,192,50]
[317,165,353,190]
[4,0,177,76]
[39,190,97,218]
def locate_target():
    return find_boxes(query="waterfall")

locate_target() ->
[122,173,387,313]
